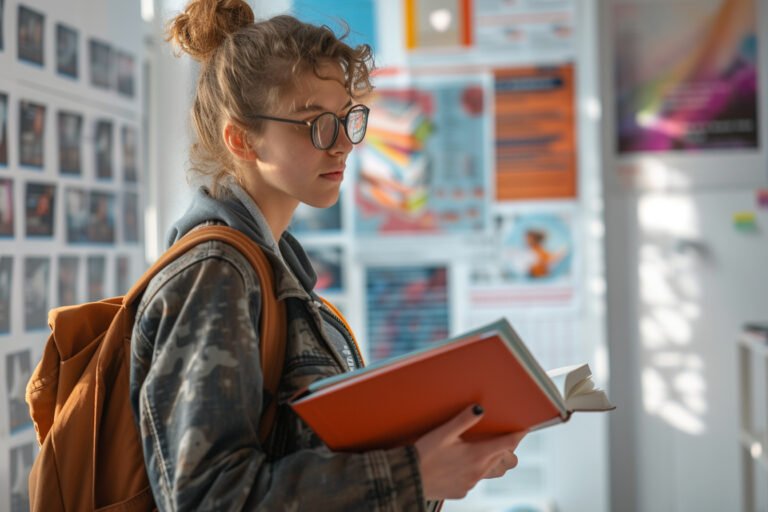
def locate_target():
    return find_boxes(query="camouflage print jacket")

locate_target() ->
[129,183,432,511]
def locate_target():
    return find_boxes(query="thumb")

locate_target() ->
[433,404,485,442]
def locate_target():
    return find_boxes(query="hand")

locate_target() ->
[414,405,527,500]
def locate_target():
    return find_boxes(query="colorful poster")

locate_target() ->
[293,0,377,52]
[89,191,116,243]
[365,265,449,361]
[25,182,56,237]
[469,210,575,308]
[474,0,575,57]
[494,65,577,200]
[355,77,487,234]
[404,0,472,50]
[19,100,46,168]
[18,5,44,66]
[614,0,758,153]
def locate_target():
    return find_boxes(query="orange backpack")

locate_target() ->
[25,225,287,512]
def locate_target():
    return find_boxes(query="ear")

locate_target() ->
[223,122,257,161]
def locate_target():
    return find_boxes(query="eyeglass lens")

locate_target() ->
[311,106,368,149]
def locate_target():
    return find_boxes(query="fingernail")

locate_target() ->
[473,404,484,416]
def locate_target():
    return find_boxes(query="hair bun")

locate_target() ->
[167,0,254,62]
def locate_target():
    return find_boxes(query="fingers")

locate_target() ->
[484,451,520,479]
[476,429,527,457]
[431,404,485,444]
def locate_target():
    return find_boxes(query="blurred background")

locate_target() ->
[1,0,767,511]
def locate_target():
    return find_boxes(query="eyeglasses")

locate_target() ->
[252,104,370,150]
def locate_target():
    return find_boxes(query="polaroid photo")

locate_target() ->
[306,246,344,293]
[89,38,113,89]
[95,119,113,179]
[24,256,50,331]
[122,125,138,182]
[58,255,79,306]
[19,100,46,168]
[87,254,106,301]
[0,92,7,165]
[0,177,13,237]
[17,5,44,66]
[58,110,82,175]
[115,254,130,295]
[25,182,56,238]
[10,442,34,512]
[0,256,12,333]
[56,23,78,79]
[6,349,33,432]
[88,190,115,243]
[65,187,88,243]
[123,191,139,243]
[116,50,135,97]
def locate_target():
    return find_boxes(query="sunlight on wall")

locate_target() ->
[638,190,706,435]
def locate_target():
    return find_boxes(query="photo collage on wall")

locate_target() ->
[0,3,145,506]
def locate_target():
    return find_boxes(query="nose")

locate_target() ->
[328,126,353,156]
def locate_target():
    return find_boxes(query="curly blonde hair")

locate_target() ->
[166,0,375,195]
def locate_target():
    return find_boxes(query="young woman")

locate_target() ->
[130,1,526,510]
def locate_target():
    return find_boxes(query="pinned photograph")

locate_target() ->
[17,5,44,66]
[95,119,113,179]
[87,254,106,301]
[115,255,130,295]
[0,178,12,237]
[122,125,138,182]
[89,38,113,89]
[25,182,56,237]
[88,190,115,243]
[58,255,79,306]
[0,92,7,165]
[19,100,46,168]
[56,23,78,78]
[65,187,88,243]
[306,246,344,293]
[24,256,49,331]
[116,50,135,97]
[10,443,34,512]
[123,191,139,243]
[0,256,12,333]
[6,350,33,433]
[58,110,82,175]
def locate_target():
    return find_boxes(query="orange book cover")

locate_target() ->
[290,318,613,452]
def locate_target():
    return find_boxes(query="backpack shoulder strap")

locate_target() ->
[125,225,286,443]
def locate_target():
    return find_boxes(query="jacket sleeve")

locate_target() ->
[129,245,426,512]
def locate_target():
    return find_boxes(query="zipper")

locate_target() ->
[312,298,365,369]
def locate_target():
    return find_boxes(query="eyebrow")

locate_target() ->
[293,98,353,115]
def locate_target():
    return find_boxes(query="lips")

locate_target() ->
[320,164,345,181]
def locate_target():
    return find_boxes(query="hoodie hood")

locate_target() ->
[167,182,318,294]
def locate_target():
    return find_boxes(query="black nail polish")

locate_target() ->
[473,404,484,416]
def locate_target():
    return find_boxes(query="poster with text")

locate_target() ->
[355,78,487,235]
[494,65,577,200]
[24,256,49,331]
[6,349,33,433]
[469,210,576,308]
[474,0,574,57]
[365,265,449,361]
[614,0,758,153]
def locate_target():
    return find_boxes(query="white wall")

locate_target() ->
[601,0,768,510]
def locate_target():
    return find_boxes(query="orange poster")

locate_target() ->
[494,65,577,200]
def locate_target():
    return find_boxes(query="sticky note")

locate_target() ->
[757,189,768,209]
[733,211,757,231]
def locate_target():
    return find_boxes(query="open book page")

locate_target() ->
[546,363,615,412]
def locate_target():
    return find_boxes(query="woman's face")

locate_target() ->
[241,61,356,225]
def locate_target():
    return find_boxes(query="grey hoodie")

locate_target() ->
[130,183,428,511]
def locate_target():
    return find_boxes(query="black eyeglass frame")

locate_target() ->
[251,104,370,150]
